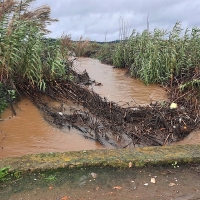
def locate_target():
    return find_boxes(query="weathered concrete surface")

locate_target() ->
[0,144,200,173]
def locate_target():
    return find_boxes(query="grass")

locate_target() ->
[44,174,57,182]
[0,167,10,181]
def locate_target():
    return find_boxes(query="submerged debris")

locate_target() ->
[18,66,200,149]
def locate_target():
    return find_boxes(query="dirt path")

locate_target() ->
[1,164,200,200]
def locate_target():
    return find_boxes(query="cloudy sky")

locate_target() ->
[32,0,200,42]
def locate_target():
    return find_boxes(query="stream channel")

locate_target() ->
[0,58,200,158]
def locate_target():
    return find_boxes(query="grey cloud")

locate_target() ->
[33,0,200,41]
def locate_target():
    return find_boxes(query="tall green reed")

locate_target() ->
[0,1,67,91]
[113,22,200,85]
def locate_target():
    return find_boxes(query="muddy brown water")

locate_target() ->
[0,58,200,158]
[0,98,104,158]
[74,57,167,106]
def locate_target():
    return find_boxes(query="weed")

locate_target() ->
[44,174,57,182]
[172,161,179,168]
[0,167,10,181]
[0,0,69,94]
[13,171,22,179]
[0,83,8,116]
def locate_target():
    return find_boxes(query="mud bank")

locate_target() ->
[1,144,200,174]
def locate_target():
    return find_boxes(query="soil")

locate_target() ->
[1,164,200,200]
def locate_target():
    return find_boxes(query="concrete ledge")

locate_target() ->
[0,144,200,173]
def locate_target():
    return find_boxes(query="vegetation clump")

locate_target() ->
[0,167,10,181]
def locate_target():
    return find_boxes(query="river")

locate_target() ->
[0,58,199,158]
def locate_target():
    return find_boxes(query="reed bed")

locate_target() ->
[113,22,200,88]
[0,0,71,115]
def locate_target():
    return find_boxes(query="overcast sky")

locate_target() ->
[32,0,200,42]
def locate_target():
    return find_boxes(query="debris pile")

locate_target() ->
[18,67,200,148]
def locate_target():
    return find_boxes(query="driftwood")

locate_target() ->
[18,67,200,148]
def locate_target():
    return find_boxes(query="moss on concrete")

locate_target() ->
[0,144,200,174]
